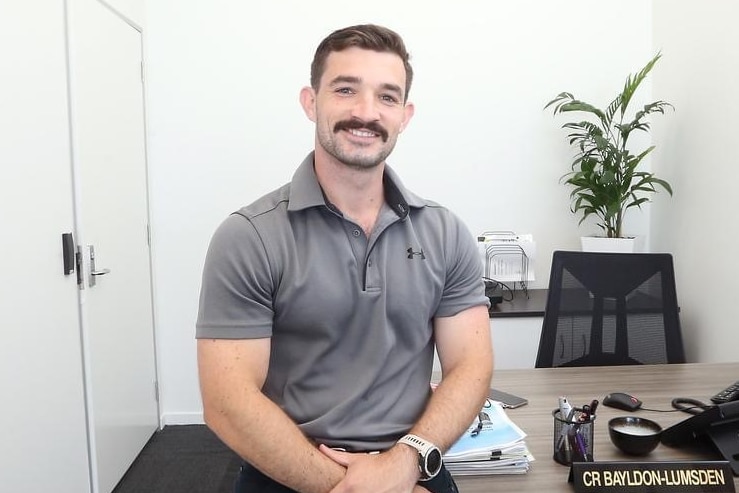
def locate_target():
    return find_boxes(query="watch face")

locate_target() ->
[425,448,443,477]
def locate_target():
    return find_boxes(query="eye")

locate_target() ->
[335,87,355,95]
[380,94,400,105]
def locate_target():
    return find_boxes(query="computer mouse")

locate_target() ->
[603,392,643,411]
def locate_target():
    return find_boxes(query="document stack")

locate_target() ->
[443,401,534,476]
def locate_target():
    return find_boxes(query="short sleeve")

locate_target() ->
[196,214,275,339]
[435,213,489,318]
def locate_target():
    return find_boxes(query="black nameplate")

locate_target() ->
[570,461,735,493]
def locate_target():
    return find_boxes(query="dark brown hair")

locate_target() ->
[310,24,413,102]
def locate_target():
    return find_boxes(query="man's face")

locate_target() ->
[301,47,414,170]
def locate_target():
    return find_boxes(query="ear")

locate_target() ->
[399,101,415,133]
[299,86,317,122]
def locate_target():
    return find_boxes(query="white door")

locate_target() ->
[0,2,92,492]
[66,1,159,492]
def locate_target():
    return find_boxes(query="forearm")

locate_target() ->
[204,387,345,493]
[410,305,494,451]
[366,358,490,492]
[198,339,344,493]
[408,355,492,451]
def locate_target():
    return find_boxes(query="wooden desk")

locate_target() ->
[451,362,739,492]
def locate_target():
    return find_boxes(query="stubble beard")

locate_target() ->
[317,119,398,171]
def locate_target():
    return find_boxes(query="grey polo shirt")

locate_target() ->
[196,152,488,450]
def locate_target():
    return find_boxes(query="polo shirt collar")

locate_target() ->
[287,152,426,218]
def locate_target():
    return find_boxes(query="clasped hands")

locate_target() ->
[319,444,430,493]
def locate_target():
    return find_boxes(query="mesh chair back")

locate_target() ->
[535,251,685,368]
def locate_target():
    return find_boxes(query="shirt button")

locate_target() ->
[352,229,361,237]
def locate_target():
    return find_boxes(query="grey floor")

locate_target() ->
[112,425,241,493]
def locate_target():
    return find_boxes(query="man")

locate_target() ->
[196,24,493,493]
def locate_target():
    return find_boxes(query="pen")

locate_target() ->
[577,405,591,423]
[589,399,599,417]
[567,427,581,461]
[574,429,589,461]
[556,407,577,451]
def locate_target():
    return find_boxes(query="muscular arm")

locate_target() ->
[408,304,493,451]
[198,338,345,493]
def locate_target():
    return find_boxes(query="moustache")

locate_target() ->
[334,119,389,142]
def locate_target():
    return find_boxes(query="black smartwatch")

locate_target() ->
[397,434,443,481]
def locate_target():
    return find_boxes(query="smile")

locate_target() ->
[333,119,389,142]
[347,128,378,138]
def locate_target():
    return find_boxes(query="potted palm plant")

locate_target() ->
[545,53,673,251]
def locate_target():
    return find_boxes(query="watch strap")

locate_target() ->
[397,434,442,480]
[398,434,434,453]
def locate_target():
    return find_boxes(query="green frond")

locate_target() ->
[620,52,662,117]
[544,92,574,112]
[544,52,673,237]
[604,96,621,125]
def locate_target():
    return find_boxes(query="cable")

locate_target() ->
[482,277,515,302]
[637,398,713,415]
[670,398,713,415]
[498,281,515,302]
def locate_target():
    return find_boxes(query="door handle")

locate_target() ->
[88,245,111,287]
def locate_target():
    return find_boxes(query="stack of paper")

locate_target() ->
[444,401,534,476]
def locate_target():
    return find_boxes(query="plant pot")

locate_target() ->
[580,236,641,253]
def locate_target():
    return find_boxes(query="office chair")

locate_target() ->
[535,251,685,368]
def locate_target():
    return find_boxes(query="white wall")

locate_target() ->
[145,0,656,423]
[100,0,144,28]
[651,1,739,363]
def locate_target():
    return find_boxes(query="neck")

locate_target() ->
[313,151,385,235]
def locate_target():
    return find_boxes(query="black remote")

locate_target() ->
[711,381,739,404]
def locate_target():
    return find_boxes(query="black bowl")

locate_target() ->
[608,416,662,456]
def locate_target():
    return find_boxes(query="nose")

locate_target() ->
[350,93,381,122]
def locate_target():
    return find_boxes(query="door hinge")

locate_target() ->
[154,381,160,403]
[140,60,144,83]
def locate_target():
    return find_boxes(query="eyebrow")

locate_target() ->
[328,75,404,98]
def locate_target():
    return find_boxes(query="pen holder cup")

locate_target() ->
[552,408,596,466]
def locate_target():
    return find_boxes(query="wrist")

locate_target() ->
[395,434,443,481]
[391,441,421,477]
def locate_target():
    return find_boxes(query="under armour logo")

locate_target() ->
[407,247,426,260]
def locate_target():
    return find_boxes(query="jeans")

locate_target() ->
[234,462,459,493]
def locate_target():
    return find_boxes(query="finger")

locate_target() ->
[318,444,353,466]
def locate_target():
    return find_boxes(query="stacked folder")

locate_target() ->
[444,401,534,475]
